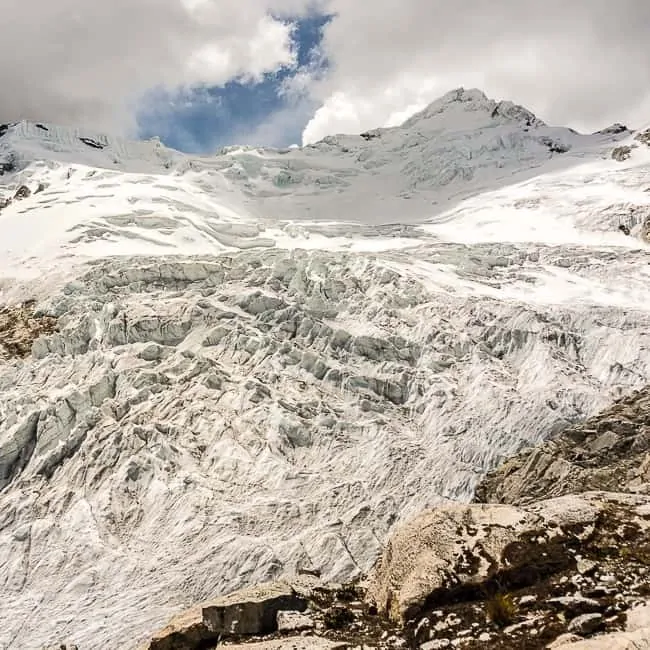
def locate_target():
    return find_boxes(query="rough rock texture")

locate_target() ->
[635,128,650,147]
[145,582,307,650]
[366,492,650,626]
[611,145,633,161]
[0,301,58,359]
[553,604,650,649]
[144,578,402,650]
[475,386,650,505]
[277,610,315,632]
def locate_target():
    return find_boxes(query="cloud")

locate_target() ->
[0,0,315,134]
[3,0,649,150]
[301,0,650,143]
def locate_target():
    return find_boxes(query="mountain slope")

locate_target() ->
[0,89,650,649]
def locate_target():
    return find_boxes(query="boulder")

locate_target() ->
[567,613,604,635]
[366,492,650,624]
[13,184,31,200]
[145,581,307,649]
[146,605,211,650]
[202,582,306,636]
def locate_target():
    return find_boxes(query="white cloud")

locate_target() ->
[0,0,311,134]
[2,0,649,147]
[301,0,650,143]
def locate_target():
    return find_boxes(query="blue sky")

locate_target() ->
[137,12,332,154]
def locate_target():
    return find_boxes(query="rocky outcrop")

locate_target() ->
[365,491,649,647]
[474,386,650,506]
[635,129,650,147]
[13,184,31,200]
[142,578,403,649]
[145,582,309,649]
[0,302,58,360]
[611,145,633,161]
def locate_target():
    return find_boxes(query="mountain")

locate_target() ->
[0,88,650,649]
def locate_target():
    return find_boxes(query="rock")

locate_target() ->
[217,637,349,649]
[612,146,633,162]
[323,606,355,630]
[277,610,315,632]
[13,184,31,200]
[202,582,307,636]
[475,388,650,505]
[420,640,451,650]
[145,582,307,649]
[548,596,603,616]
[547,633,583,648]
[368,488,650,629]
[0,303,58,360]
[567,613,605,635]
[552,629,650,649]
[635,129,650,147]
[146,605,212,650]
[577,559,598,576]
[367,503,533,621]
[626,603,650,632]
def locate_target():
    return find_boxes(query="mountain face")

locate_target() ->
[0,88,649,649]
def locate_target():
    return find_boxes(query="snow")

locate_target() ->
[1,89,650,649]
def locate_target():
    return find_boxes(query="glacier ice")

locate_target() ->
[0,88,650,649]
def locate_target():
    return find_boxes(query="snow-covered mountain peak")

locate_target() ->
[401,86,545,131]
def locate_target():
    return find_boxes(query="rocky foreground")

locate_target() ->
[122,387,650,650]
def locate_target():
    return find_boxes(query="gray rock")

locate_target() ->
[277,610,315,632]
[202,582,306,636]
[568,613,605,635]
[145,582,306,649]
[548,596,603,616]
[420,640,451,650]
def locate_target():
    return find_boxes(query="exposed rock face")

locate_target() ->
[145,582,307,649]
[635,128,650,147]
[13,184,31,199]
[143,578,401,649]
[474,386,650,505]
[0,302,58,360]
[366,492,649,624]
[611,145,633,161]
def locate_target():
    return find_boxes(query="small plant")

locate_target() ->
[486,592,518,628]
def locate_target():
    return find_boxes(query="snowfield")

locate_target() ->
[0,88,649,649]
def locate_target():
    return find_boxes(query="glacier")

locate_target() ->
[0,88,649,649]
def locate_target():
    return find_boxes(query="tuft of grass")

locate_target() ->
[486,593,518,628]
